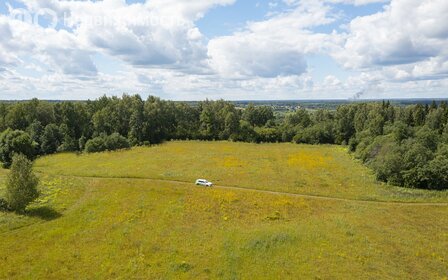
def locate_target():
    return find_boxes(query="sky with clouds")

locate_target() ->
[0,0,447,100]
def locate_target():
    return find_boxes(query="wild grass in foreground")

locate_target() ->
[0,169,85,233]
[35,141,448,202]
[1,142,447,279]
[0,178,447,279]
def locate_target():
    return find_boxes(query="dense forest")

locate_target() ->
[1,96,448,190]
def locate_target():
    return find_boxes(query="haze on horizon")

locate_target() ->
[0,0,447,101]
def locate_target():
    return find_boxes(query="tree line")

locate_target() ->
[1,96,447,189]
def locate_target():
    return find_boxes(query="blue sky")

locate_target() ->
[0,0,447,100]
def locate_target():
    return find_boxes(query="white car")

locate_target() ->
[195,179,213,187]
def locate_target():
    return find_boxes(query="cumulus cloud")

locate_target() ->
[333,0,448,82]
[0,20,22,66]
[208,0,338,78]
[13,0,235,71]
[0,14,98,78]
[324,0,390,6]
[1,0,447,99]
[208,36,308,78]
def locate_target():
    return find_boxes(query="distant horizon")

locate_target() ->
[2,97,448,103]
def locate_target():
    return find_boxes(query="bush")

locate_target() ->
[294,123,335,144]
[6,154,39,213]
[85,133,130,153]
[0,197,10,211]
[84,135,107,153]
[105,133,131,150]
[255,127,280,143]
[0,129,36,168]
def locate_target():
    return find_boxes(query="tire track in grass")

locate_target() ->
[45,174,448,207]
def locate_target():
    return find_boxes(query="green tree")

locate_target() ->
[335,105,355,144]
[128,96,145,145]
[5,99,54,130]
[223,111,240,139]
[401,141,434,188]
[392,121,413,143]
[143,96,176,143]
[40,124,62,155]
[368,138,404,185]
[57,124,78,152]
[234,120,258,142]
[5,154,39,212]
[199,101,219,140]
[427,145,448,190]
[26,121,44,153]
[412,104,426,126]
[285,109,312,128]
[0,103,8,132]
[415,126,439,151]
[243,104,274,127]
[173,103,200,140]
[367,109,385,137]
[0,129,36,168]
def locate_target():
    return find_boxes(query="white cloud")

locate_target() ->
[323,75,341,86]
[208,0,338,78]
[12,0,235,71]
[333,0,448,82]
[208,36,308,78]
[0,15,97,78]
[325,0,389,6]
[0,0,447,100]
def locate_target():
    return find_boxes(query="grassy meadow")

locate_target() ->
[0,141,447,279]
[35,141,448,202]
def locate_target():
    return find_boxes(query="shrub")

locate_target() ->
[294,122,335,144]
[0,197,10,211]
[85,133,130,153]
[255,127,280,143]
[0,129,36,168]
[6,154,39,213]
[84,135,107,153]
[78,136,87,151]
[105,133,131,150]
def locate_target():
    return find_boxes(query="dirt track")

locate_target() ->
[52,174,448,207]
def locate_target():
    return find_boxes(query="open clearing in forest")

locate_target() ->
[1,141,447,279]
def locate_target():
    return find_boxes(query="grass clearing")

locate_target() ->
[35,141,448,202]
[0,173,85,233]
[0,178,447,279]
[1,141,447,278]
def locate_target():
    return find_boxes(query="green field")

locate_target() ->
[35,141,448,202]
[1,141,448,279]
